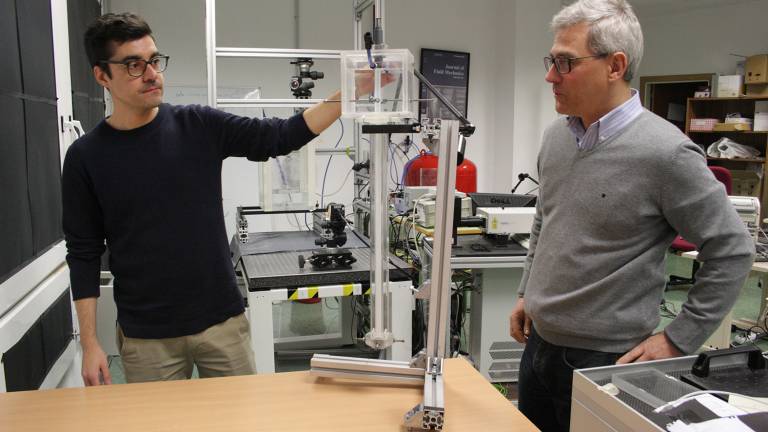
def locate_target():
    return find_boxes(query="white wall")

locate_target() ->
[508,1,560,193]
[384,0,500,193]
[634,0,768,85]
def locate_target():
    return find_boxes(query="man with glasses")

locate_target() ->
[509,1,753,430]
[62,13,352,385]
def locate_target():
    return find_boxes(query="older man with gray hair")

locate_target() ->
[509,0,754,430]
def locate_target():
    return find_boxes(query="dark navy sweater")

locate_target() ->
[62,104,316,338]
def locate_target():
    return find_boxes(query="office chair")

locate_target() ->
[667,166,732,288]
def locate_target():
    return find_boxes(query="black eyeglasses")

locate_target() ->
[100,55,169,77]
[543,54,607,74]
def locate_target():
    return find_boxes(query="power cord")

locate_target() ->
[660,299,679,319]
[319,119,344,207]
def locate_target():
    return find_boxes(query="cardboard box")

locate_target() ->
[718,75,743,97]
[746,83,768,97]
[713,122,752,131]
[746,54,768,84]
[731,170,762,197]
[724,117,753,125]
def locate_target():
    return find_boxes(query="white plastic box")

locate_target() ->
[340,49,414,120]
[717,74,743,97]
[756,101,768,131]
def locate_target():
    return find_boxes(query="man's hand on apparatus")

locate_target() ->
[354,69,397,99]
[617,332,683,364]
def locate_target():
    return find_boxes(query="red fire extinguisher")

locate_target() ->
[403,150,477,193]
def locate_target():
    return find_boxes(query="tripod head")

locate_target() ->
[290,58,325,99]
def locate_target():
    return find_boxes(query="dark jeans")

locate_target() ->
[518,327,623,432]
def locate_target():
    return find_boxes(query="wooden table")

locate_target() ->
[0,358,538,431]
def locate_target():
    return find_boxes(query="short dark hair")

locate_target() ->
[84,13,154,77]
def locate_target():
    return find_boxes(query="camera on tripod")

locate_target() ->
[290,58,324,99]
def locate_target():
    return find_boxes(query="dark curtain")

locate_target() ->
[0,0,62,283]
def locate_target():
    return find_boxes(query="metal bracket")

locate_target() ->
[404,358,445,431]
[310,355,424,384]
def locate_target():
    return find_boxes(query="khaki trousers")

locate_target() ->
[117,313,256,383]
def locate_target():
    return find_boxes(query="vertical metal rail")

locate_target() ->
[373,0,385,47]
[205,0,217,107]
[425,121,459,359]
[293,0,300,49]
[404,120,459,431]
[353,0,369,230]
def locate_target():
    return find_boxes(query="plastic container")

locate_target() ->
[340,49,414,120]
[611,369,698,408]
[689,118,718,131]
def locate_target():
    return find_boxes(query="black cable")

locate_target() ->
[320,119,344,208]
[389,140,400,188]
[457,289,466,352]
[349,223,370,246]
[390,216,400,254]
[659,299,679,319]
[356,181,370,199]
[412,299,424,354]
[364,32,376,69]
[324,297,340,310]
[350,295,357,341]
[292,213,302,230]
[348,223,413,282]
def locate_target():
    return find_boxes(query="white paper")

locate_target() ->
[729,395,768,414]
[696,394,747,417]
[667,418,754,432]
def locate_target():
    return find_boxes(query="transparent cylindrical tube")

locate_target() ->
[365,132,392,349]
[374,68,382,114]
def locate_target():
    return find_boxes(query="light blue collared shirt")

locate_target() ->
[567,88,644,151]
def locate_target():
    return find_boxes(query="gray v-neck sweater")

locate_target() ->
[518,110,755,354]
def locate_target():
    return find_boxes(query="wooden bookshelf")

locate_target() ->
[687,97,768,218]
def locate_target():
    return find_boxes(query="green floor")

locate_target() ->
[107,254,768,384]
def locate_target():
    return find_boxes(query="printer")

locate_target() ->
[729,195,760,243]
[476,207,536,236]
[469,193,537,239]
[413,190,473,228]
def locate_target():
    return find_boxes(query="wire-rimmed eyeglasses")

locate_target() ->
[543,54,607,74]
[100,55,170,77]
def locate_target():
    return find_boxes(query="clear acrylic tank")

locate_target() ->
[340,49,414,120]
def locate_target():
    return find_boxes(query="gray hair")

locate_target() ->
[552,0,644,81]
